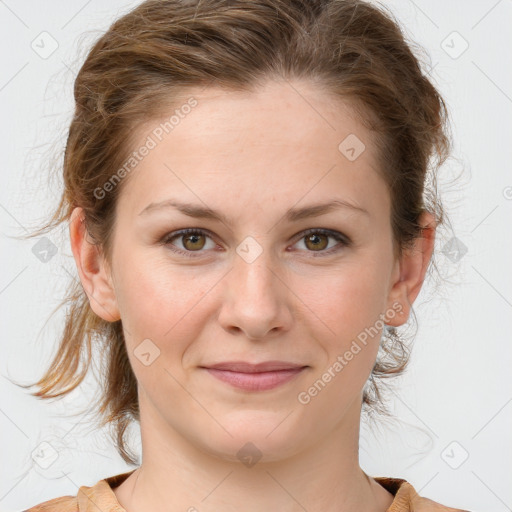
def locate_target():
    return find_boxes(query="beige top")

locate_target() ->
[24,470,469,511]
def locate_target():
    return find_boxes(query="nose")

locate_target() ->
[217,245,293,340]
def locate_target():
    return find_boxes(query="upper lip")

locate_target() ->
[202,361,307,373]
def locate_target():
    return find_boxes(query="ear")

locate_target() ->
[69,206,120,322]
[385,211,436,326]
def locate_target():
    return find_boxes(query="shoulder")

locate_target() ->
[374,476,470,512]
[22,470,135,512]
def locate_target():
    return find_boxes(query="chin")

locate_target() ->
[195,411,311,465]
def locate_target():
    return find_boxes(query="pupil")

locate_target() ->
[186,234,203,249]
[308,233,326,250]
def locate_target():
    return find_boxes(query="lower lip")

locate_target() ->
[204,367,306,391]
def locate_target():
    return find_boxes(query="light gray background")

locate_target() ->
[1,1,511,511]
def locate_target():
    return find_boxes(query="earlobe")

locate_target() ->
[69,207,120,322]
[385,211,436,327]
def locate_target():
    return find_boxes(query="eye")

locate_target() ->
[161,228,217,257]
[291,228,350,256]
[161,227,351,258]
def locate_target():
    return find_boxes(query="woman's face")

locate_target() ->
[79,80,427,463]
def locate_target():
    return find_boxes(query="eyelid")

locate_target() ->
[160,228,218,257]
[160,227,350,258]
[290,228,350,257]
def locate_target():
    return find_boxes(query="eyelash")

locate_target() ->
[160,228,351,259]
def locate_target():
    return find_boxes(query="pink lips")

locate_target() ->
[201,361,307,391]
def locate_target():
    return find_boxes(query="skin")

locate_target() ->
[70,79,435,512]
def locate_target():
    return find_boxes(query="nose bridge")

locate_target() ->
[232,234,281,301]
[218,234,292,338]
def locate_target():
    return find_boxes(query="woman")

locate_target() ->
[23,0,467,510]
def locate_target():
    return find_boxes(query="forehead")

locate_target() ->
[115,79,389,225]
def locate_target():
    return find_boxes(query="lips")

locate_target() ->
[202,361,307,373]
[200,361,308,391]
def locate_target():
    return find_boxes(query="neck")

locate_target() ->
[114,396,393,512]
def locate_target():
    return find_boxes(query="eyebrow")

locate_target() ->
[138,198,369,224]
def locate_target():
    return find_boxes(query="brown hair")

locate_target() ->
[20,0,452,465]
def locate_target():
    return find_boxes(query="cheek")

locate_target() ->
[295,268,387,409]
[301,263,387,340]
[296,252,393,392]
[112,249,198,341]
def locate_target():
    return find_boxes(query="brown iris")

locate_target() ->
[182,233,206,251]
[304,232,328,251]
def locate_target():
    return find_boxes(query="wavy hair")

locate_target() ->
[20,0,452,464]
